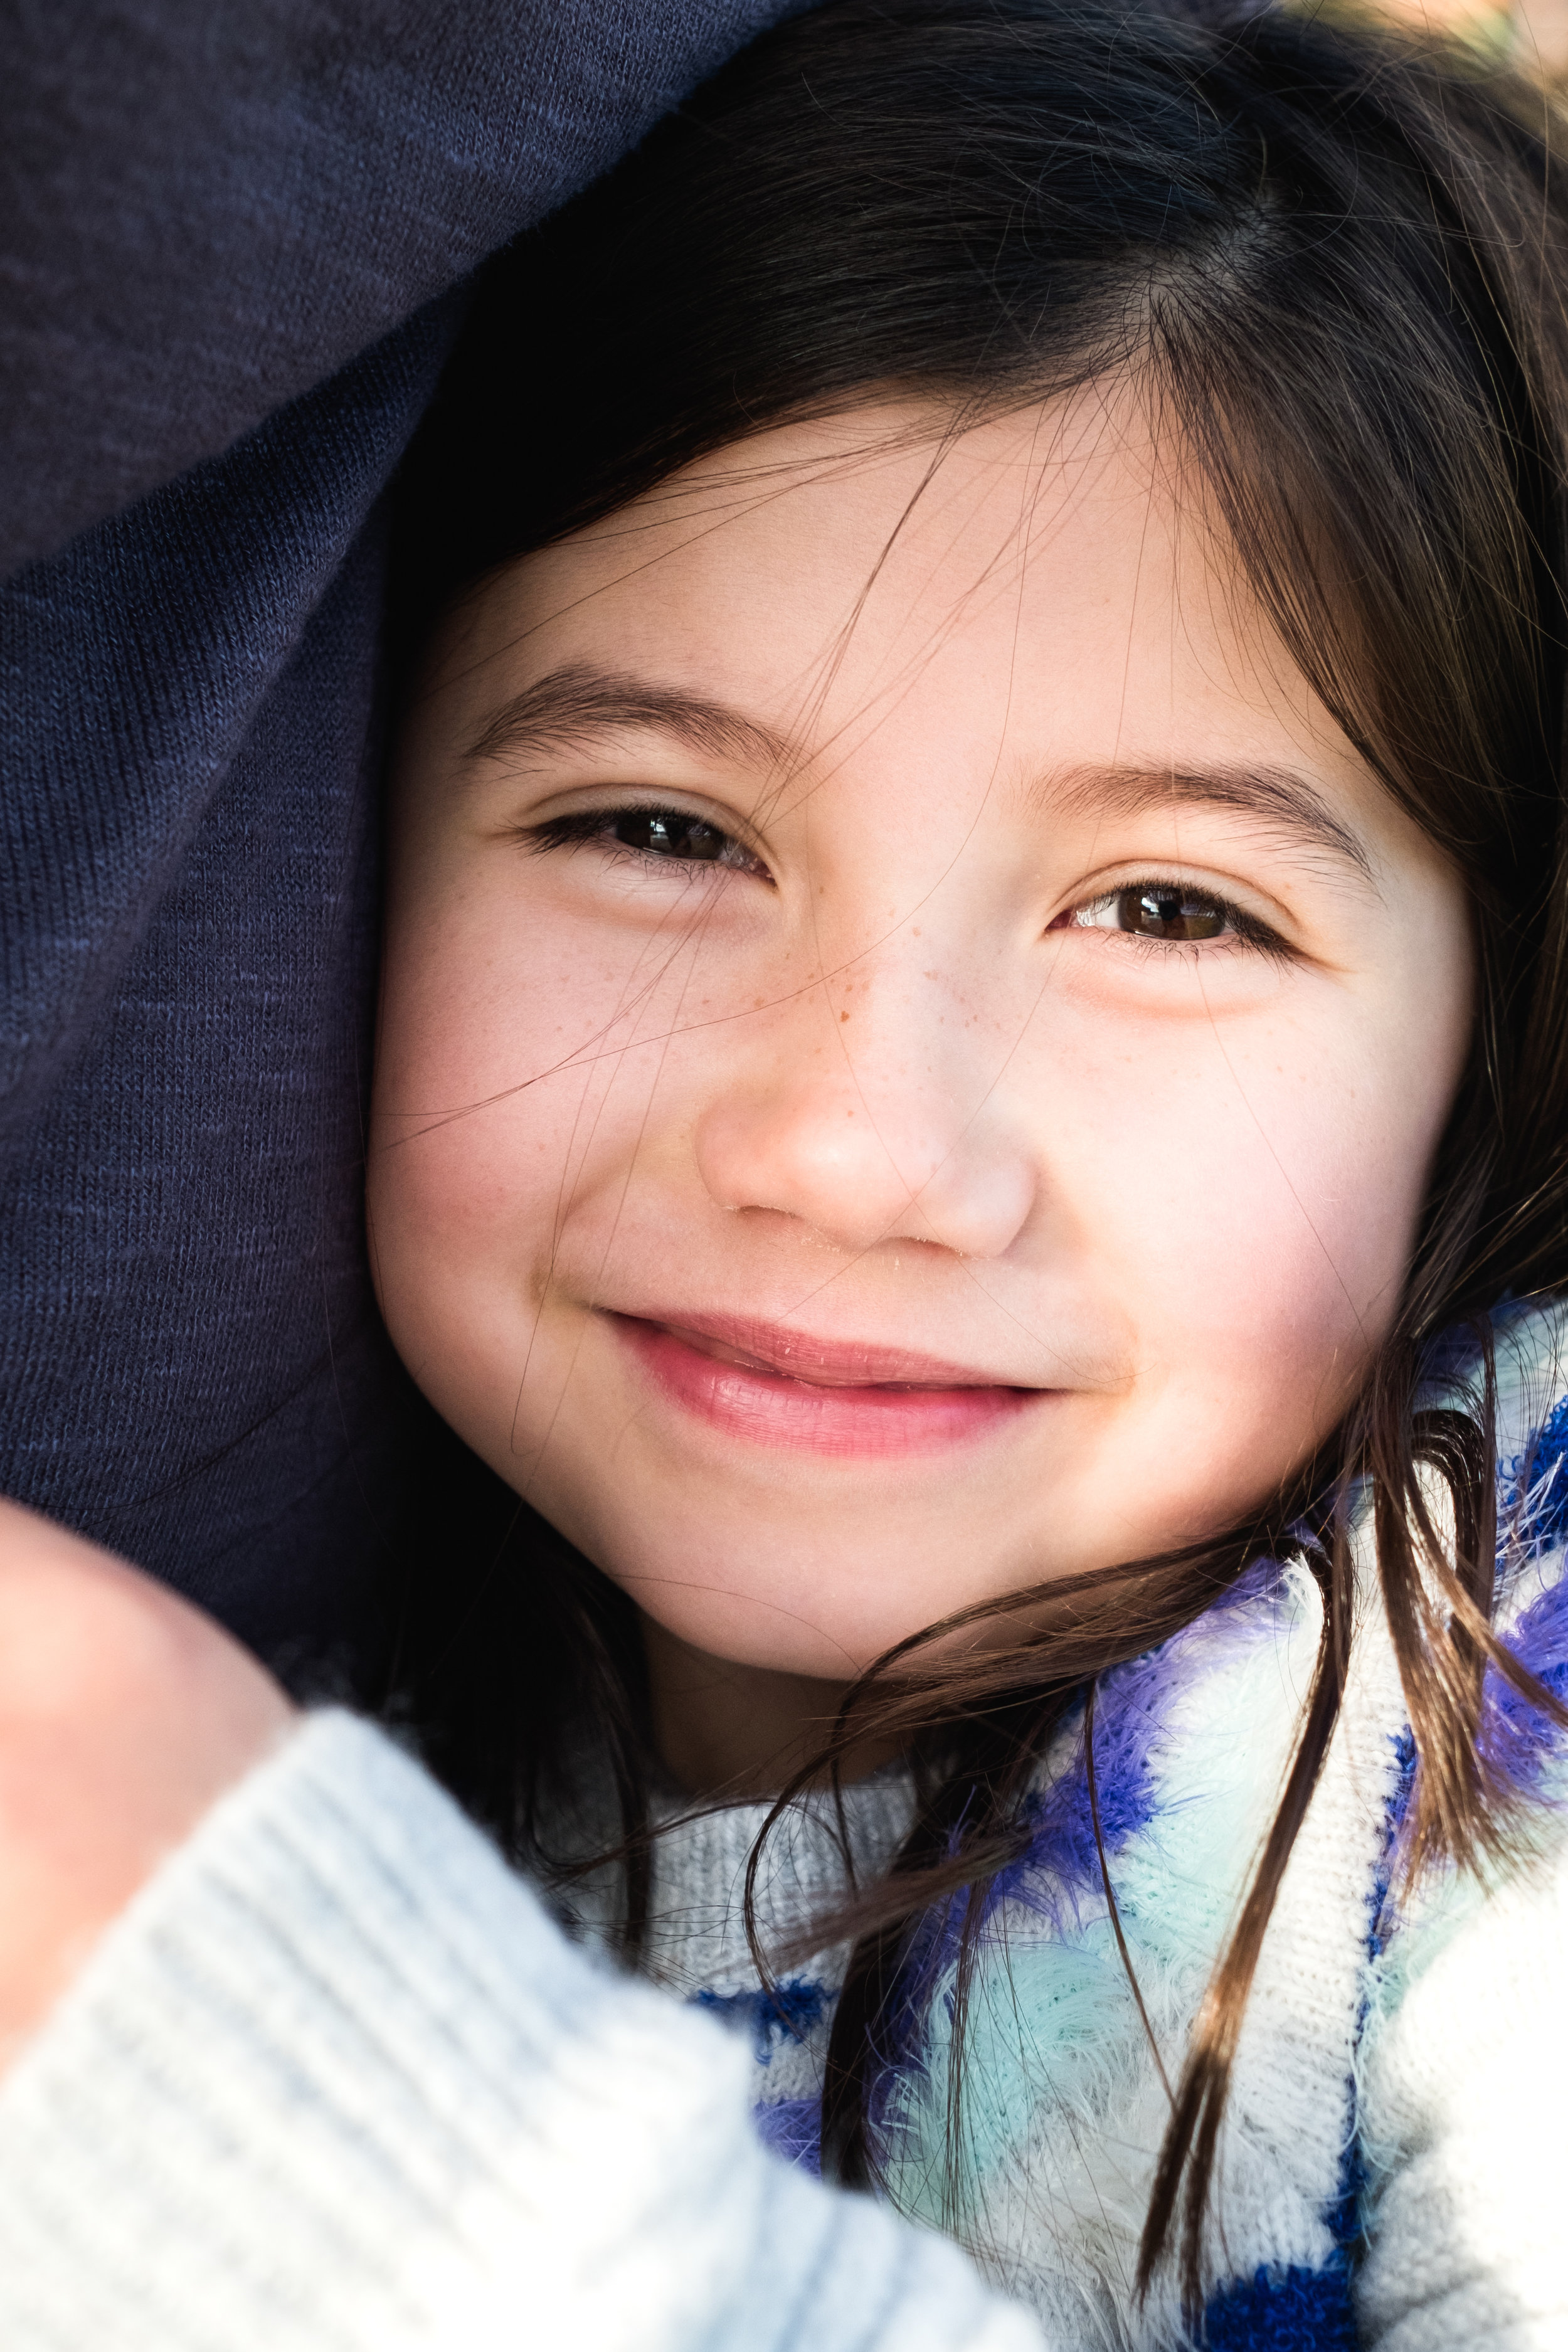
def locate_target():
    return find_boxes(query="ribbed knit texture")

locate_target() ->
[0,1711,1044,2352]
[0,0,802,1671]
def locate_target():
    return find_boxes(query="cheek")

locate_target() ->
[368,1099,552,1415]
[1061,1002,1445,1530]
[368,885,726,1439]
[1142,1087,1416,1338]
[368,904,603,1380]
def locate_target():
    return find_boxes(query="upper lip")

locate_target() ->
[612,1309,1042,1391]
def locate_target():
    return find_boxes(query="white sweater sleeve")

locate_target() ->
[0,1710,1042,2352]
[1354,1838,1568,2351]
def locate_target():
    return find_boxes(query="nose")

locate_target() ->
[692,972,1038,1260]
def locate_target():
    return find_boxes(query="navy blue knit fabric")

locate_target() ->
[1204,2265,1360,2349]
[1,0,798,1671]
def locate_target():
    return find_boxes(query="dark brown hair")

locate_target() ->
[388,0,1568,2314]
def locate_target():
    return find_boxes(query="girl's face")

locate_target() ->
[371,397,1472,1685]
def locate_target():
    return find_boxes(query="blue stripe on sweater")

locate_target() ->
[753,2094,824,2175]
[1203,2263,1359,2348]
[693,1974,829,2061]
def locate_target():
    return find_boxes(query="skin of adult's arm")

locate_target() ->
[0,0,798,576]
[0,1499,297,2065]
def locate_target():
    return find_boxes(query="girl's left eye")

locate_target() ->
[526,803,769,877]
[1064,882,1269,948]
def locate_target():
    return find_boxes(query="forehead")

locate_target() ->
[427,389,1365,815]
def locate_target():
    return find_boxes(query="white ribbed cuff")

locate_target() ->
[0,1710,1042,2352]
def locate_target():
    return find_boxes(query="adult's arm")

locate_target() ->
[0,1504,1042,2351]
[0,0,796,576]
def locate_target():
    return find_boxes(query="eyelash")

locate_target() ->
[522,803,771,879]
[1059,881,1292,961]
[521,805,1291,960]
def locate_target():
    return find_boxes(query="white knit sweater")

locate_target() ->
[0,1708,1040,2352]
[554,1301,1568,2351]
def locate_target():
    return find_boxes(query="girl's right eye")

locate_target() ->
[1061,877,1286,957]
[1076,883,1230,941]
[525,803,771,879]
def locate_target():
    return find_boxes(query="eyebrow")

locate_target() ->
[464,661,798,774]
[1044,761,1376,884]
[464,667,1375,883]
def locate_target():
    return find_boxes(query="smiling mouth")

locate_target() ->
[608,1311,1047,1459]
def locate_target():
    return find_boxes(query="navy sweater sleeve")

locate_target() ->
[1,0,796,576]
[0,0,795,1672]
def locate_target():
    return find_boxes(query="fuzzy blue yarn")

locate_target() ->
[1354,1377,1568,1915]
[1015,1555,1288,1914]
[887,1557,1291,2060]
[695,1974,829,2062]
[1364,1727,1417,1969]
[753,2095,824,2175]
[1484,1504,1568,1802]
[1502,1389,1568,1560]
[1202,2264,1359,2349]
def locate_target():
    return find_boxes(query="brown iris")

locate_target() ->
[613,808,733,861]
[1114,885,1226,940]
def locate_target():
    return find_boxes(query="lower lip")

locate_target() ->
[613,1317,1042,1459]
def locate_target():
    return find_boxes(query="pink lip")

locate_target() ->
[610,1311,1046,1459]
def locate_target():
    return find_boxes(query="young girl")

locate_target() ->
[371,1,1568,2341]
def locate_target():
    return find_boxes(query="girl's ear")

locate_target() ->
[0,1497,297,2067]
